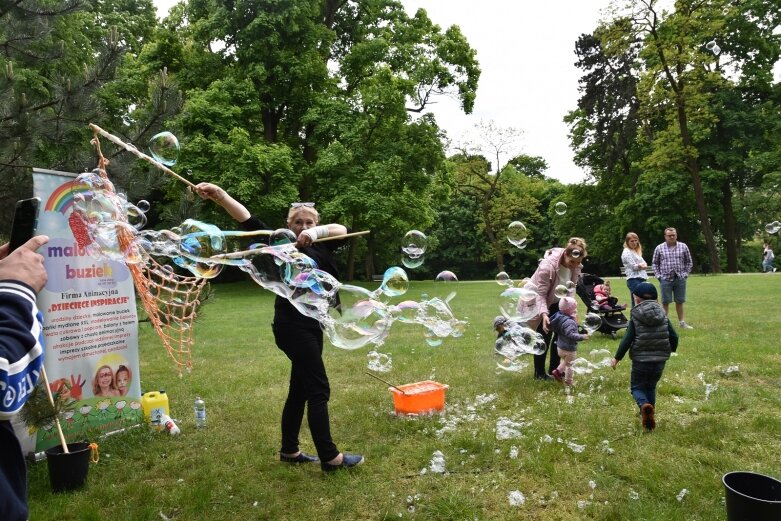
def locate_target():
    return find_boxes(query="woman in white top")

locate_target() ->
[621,232,648,308]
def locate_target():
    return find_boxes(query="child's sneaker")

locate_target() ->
[551,368,564,383]
[679,321,694,330]
[641,403,656,431]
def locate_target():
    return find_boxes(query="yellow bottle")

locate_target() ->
[140,390,169,431]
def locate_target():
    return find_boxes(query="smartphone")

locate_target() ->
[9,197,41,251]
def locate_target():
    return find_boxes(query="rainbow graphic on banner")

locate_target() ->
[44,180,90,215]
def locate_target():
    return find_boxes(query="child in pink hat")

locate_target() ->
[549,297,590,386]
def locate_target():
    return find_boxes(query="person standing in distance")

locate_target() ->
[621,232,648,308]
[1,235,49,521]
[652,228,693,329]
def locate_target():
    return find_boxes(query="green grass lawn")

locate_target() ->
[28,274,781,520]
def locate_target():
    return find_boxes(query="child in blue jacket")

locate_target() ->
[549,297,589,386]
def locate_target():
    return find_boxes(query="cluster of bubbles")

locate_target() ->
[69,176,467,350]
[69,169,152,265]
[492,268,605,372]
[570,349,613,374]
[493,274,545,371]
[705,40,721,55]
[494,320,546,372]
[505,202,566,251]
[765,221,781,234]
[367,350,392,372]
[148,131,180,167]
[170,235,466,349]
[401,230,427,269]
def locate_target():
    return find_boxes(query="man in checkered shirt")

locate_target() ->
[652,228,694,329]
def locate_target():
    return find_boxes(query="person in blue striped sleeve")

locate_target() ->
[1,235,49,521]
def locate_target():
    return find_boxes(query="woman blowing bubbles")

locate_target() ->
[195,182,364,472]
[525,238,588,381]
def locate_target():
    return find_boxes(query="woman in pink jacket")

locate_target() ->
[525,237,588,380]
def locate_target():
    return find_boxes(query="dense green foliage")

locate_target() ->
[566,0,781,273]
[1,1,779,278]
[0,0,181,227]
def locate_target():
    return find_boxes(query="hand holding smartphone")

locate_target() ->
[9,197,41,252]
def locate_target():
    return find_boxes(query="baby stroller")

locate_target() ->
[575,274,628,339]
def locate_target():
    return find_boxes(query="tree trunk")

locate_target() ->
[675,98,721,273]
[481,205,504,272]
[720,180,738,272]
[363,232,376,281]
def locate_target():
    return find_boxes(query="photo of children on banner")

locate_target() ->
[92,364,120,397]
[115,365,132,396]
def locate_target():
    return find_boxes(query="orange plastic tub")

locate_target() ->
[389,380,448,415]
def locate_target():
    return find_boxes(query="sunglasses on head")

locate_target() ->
[291,202,315,208]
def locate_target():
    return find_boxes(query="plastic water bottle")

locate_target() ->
[194,396,206,428]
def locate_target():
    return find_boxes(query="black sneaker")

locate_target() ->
[321,453,364,472]
[280,452,319,464]
[535,374,554,381]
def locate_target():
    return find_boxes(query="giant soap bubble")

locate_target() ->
[401,230,427,258]
[583,313,602,334]
[507,221,528,248]
[148,131,180,166]
[435,270,458,282]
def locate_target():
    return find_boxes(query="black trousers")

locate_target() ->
[272,323,339,462]
[0,420,28,521]
[533,303,561,377]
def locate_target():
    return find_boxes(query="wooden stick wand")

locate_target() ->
[89,123,196,189]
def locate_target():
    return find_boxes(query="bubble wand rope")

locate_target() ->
[89,123,196,189]
[364,371,407,395]
[209,230,371,260]
[90,131,206,373]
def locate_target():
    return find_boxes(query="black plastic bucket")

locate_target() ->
[723,471,781,521]
[45,442,92,492]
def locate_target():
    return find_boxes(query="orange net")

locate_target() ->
[87,130,208,373]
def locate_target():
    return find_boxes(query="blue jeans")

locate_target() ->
[626,278,645,308]
[630,361,666,408]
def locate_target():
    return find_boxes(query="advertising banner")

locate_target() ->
[32,168,142,451]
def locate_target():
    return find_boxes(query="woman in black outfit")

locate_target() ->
[196,182,363,472]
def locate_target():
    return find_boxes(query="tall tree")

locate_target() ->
[451,121,524,272]
[566,23,643,193]
[154,0,480,278]
[630,0,723,272]
[568,0,780,273]
[0,0,174,233]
